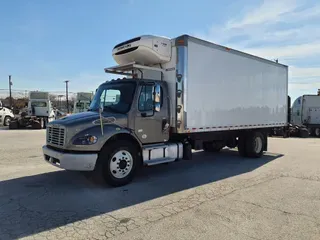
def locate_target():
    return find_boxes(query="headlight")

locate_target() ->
[73,135,98,145]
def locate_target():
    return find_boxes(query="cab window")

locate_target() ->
[138,85,164,112]
[138,85,154,111]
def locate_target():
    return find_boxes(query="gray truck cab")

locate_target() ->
[43,76,173,186]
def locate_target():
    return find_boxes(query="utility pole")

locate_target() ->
[58,95,63,109]
[64,80,69,113]
[8,75,12,108]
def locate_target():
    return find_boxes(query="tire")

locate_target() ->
[314,128,320,137]
[299,128,309,138]
[3,116,11,126]
[96,140,139,187]
[40,118,47,129]
[308,128,314,136]
[183,141,192,160]
[9,120,19,129]
[237,136,247,157]
[32,121,42,129]
[245,131,265,158]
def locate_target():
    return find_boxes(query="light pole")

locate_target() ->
[58,95,63,109]
[64,80,69,113]
[8,75,12,108]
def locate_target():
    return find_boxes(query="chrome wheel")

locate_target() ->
[109,150,133,179]
[254,136,263,153]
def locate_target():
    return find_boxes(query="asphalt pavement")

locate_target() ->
[0,129,320,239]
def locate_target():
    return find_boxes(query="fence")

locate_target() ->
[0,89,78,99]
[0,89,81,112]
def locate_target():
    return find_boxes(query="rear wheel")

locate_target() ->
[96,140,139,187]
[245,131,265,158]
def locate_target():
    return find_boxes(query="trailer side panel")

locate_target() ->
[182,37,288,132]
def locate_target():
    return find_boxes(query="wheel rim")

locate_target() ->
[254,136,263,153]
[316,128,320,136]
[109,150,133,179]
[5,118,10,125]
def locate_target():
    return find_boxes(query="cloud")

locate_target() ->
[290,66,320,79]
[195,0,320,100]
[226,0,300,29]
[244,41,320,60]
[289,82,320,92]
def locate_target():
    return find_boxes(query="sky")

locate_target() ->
[0,0,320,101]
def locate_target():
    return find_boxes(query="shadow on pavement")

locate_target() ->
[0,149,283,238]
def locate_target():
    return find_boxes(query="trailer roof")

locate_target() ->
[174,35,288,68]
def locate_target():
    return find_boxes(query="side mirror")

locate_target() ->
[153,84,161,112]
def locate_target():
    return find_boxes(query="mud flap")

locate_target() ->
[263,132,268,151]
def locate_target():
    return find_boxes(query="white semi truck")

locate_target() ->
[73,92,93,114]
[0,100,14,126]
[10,91,56,129]
[291,92,320,137]
[42,35,288,187]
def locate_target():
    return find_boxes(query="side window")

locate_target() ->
[139,85,154,111]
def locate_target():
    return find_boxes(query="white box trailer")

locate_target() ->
[291,93,320,136]
[172,36,288,132]
[42,34,289,187]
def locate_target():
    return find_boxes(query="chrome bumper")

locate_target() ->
[42,145,97,171]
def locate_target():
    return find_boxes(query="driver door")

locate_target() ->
[134,82,169,144]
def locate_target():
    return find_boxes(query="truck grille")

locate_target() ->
[47,125,65,147]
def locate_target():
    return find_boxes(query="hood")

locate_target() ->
[50,111,128,128]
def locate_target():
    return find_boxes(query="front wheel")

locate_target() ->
[315,128,320,137]
[3,116,11,126]
[97,141,139,187]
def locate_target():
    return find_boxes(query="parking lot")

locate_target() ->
[1,128,320,240]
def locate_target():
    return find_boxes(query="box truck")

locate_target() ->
[73,92,93,114]
[42,35,288,187]
[291,91,320,137]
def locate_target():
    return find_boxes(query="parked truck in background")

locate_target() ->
[42,34,288,187]
[0,100,14,126]
[73,92,94,114]
[291,91,320,137]
[10,91,56,129]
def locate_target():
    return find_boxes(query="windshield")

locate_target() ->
[31,101,47,107]
[89,81,136,114]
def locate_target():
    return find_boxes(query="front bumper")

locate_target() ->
[42,145,98,171]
